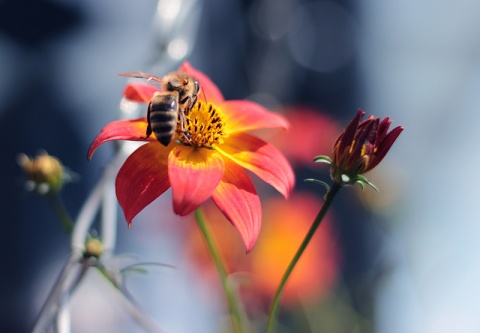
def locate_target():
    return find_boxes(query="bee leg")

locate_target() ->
[190,95,198,110]
[179,111,191,143]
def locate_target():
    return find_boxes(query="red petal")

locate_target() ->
[124,83,160,103]
[368,125,404,171]
[212,161,261,252]
[168,146,225,216]
[116,142,171,224]
[88,118,154,160]
[179,62,224,105]
[215,133,295,198]
[221,100,290,133]
[376,117,392,144]
[339,109,365,153]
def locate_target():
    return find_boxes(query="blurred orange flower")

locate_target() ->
[271,107,341,168]
[184,192,341,308]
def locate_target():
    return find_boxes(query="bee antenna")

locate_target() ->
[201,87,208,104]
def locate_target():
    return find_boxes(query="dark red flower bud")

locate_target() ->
[330,109,403,186]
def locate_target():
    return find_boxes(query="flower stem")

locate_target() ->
[31,253,84,333]
[194,208,247,333]
[94,264,166,333]
[47,192,74,235]
[265,182,342,333]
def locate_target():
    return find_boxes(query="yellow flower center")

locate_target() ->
[177,101,228,148]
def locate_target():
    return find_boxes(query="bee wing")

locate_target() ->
[118,71,165,87]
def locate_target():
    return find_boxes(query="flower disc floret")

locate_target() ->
[178,101,228,148]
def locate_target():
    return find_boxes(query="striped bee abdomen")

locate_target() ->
[148,93,179,146]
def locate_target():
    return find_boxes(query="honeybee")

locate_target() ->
[119,71,200,146]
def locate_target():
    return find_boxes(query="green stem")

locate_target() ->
[194,208,247,333]
[265,182,342,333]
[95,261,166,333]
[95,263,120,289]
[47,192,74,235]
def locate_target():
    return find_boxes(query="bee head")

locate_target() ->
[166,78,181,91]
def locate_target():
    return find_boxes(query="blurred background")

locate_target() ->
[1,0,480,332]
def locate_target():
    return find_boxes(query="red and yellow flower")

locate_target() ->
[88,62,295,251]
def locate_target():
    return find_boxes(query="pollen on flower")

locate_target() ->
[177,101,228,148]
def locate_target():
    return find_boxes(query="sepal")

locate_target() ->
[313,155,332,165]
[304,178,330,193]
[355,174,378,191]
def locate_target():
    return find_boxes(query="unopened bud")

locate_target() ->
[17,151,66,194]
[84,238,103,258]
